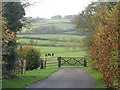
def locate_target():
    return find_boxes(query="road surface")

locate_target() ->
[27,68,96,88]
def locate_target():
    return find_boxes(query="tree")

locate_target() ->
[26,48,40,70]
[2,2,25,32]
[64,15,75,19]
[2,2,25,78]
[90,2,119,88]
[72,2,98,35]
[72,2,119,88]
[72,2,117,53]
[72,2,99,55]
[51,15,62,19]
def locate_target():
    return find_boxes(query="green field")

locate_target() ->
[44,19,71,23]
[17,38,66,46]
[64,31,77,34]
[17,19,87,70]
[17,34,86,58]
[32,23,74,31]
[35,46,84,55]
[31,19,74,31]
[17,33,86,69]
[22,19,77,34]
[18,34,85,40]
[17,39,57,45]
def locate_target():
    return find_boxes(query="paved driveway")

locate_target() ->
[27,68,96,88]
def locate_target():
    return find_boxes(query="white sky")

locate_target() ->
[25,0,92,19]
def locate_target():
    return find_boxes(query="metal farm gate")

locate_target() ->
[40,57,89,69]
[57,57,88,67]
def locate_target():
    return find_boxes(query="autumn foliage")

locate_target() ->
[2,21,21,41]
[90,3,119,88]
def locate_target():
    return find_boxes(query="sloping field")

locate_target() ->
[32,19,73,30]
[18,34,85,40]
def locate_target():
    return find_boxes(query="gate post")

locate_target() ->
[58,57,61,67]
[84,58,87,67]
[41,60,44,69]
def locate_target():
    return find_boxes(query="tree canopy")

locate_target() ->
[2,2,25,78]
[73,2,119,88]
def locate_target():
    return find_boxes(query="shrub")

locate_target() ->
[17,46,41,70]
[26,48,40,70]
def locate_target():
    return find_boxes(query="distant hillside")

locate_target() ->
[20,19,78,35]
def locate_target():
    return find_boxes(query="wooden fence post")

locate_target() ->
[44,60,47,68]
[20,60,22,74]
[58,57,61,67]
[84,58,87,67]
[23,60,26,74]
[41,60,44,69]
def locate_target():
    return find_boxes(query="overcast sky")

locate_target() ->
[25,0,92,19]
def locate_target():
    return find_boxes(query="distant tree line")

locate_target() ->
[51,15,76,19]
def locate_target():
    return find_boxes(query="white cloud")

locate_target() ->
[25,0,92,18]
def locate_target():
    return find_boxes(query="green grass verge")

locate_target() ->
[81,67,106,88]
[2,68,58,88]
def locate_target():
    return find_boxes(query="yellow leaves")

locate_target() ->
[5,29,10,32]
[17,46,33,58]
[90,3,119,88]
[93,60,97,63]
[2,17,20,42]
[104,17,111,22]
[100,5,108,12]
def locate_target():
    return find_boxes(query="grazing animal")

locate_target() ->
[48,53,51,56]
[52,53,54,56]
[45,53,54,56]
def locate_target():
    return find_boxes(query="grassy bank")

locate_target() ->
[2,68,58,88]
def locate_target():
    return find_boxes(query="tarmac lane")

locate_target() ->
[27,68,96,88]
